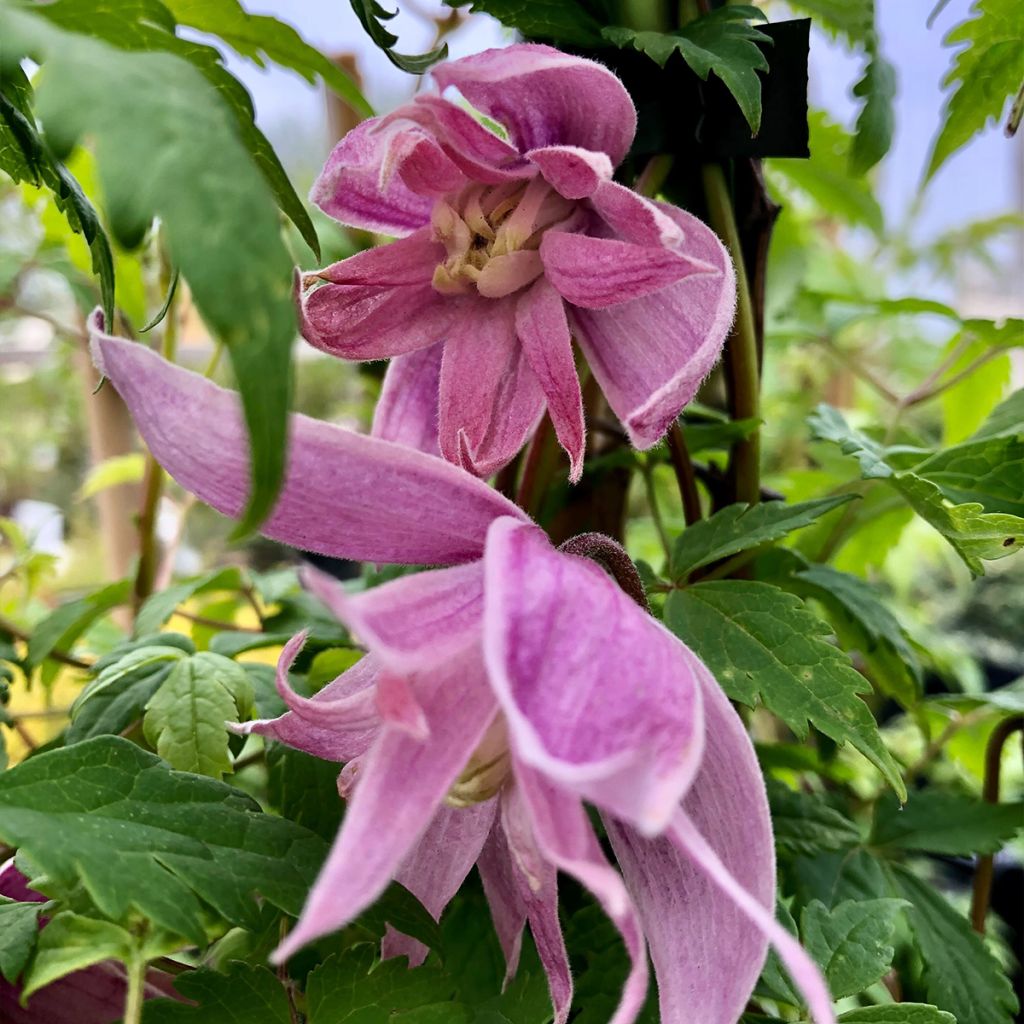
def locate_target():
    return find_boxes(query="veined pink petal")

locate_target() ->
[438,298,546,479]
[589,180,684,247]
[92,326,528,565]
[310,119,439,235]
[528,145,613,200]
[302,562,484,674]
[371,343,443,457]
[273,643,498,962]
[232,631,380,762]
[433,45,636,167]
[478,784,572,1024]
[605,664,778,1024]
[515,764,649,1024]
[570,206,736,448]
[383,800,498,966]
[484,518,704,835]
[311,227,443,287]
[541,231,716,310]
[515,279,584,482]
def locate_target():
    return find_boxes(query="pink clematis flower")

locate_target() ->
[301,44,736,482]
[90,323,833,1024]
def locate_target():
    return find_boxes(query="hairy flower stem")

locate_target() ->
[970,715,1024,934]
[701,162,762,507]
[558,533,650,611]
[133,261,179,615]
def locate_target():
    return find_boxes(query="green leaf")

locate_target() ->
[445,0,603,46]
[755,900,801,1006]
[767,780,862,856]
[143,962,292,1024]
[306,946,465,1024]
[872,790,1023,855]
[913,434,1024,517]
[0,895,50,982]
[0,736,328,945]
[850,50,896,173]
[144,652,254,778]
[680,416,761,454]
[356,883,445,961]
[68,642,191,743]
[25,579,131,672]
[801,898,906,999]
[837,1006,956,1024]
[669,495,855,579]
[891,865,1018,1024]
[265,745,344,842]
[163,0,372,116]
[208,631,295,658]
[350,0,448,74]
[665,581,906,799]
[784,0,872,45]
[926,0,1024,181]
[784,563,922,708]
[0,69,116,321]
[76,452,146,501]
[2,5,298,534]
[972,385,1024,440]
[603,6,772,133]
[809,404,1024,573]
[134,567,246,637]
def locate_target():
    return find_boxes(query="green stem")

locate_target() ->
[641,457,672,563]
[701,162,761,506]
[666,422,702,525]
[122,953,147,1024]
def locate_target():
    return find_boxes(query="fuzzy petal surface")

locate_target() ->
[515,279,584,482]
[528,145,613,199]
[371,343,443,457]
[274,642,498,961]
[92,327,527,566]
[433,45,636,166]
[484,518,703,834]
[588,180,683,247]
[605,665,778,1024]
[438,297,546,478]
[570,206,735,448]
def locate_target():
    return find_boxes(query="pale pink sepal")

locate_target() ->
[528,145,613,200]
[372,343,443,458]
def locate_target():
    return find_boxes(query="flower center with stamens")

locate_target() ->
[446,717,511,807]
[430,175,579,299]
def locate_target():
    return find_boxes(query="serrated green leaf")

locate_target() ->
[665,581,906,798]
[603,6,771,132]
[134,567,246,637]
[357,882,444,959]
[163,0,372,116]
[914,434,1024,517]
[0,895,49,982]
[1,5,298,534]
[670,495,855,579]
[350,0,448,74]
[306,945,466,1024]
[972,385,1024,440]
[837,1006,956,1024]
[802,898,906,999]
[144,652,254,778]
[891,865,1018,1024]
[68,643,191,743]
[809,404,1024,573]
[784,0,872,45]
[265,745,344,842]
[0,736,328,945]
[208,631,294,659]
[445,0,603,46]
[681,416,761,454]
[850,51,895,173]
[143,961,292,1024]
[755,900,801,1006]
[939,331,1013,443]
[767,780,862,856]
[785,564,922,708]
[872,790,1023,855]
[926,0,1024,181]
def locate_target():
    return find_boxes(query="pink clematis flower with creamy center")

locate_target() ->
[301,44,736,482]
[92,320,834,1024]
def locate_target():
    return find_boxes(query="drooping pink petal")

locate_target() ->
[432,45,637,167]
[301,562,484,674]
[541,231,716,310]
[311,119,454,234]
[528,145,613,200]
[515,279,584,482]
[570,207,736,448]
[604,664,779,1024]
[589,180,684,247]
[437,298,546,479]
[371,343,443,457]
[92,326,528,566]
[311,227,444,287]
[478,784,572,1024]
[383,800,498,966]
[231,631,380,762]
[375,671,429,740]
[273,642,498,962]
[484,518,704,834]
[515,764,648,1024]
